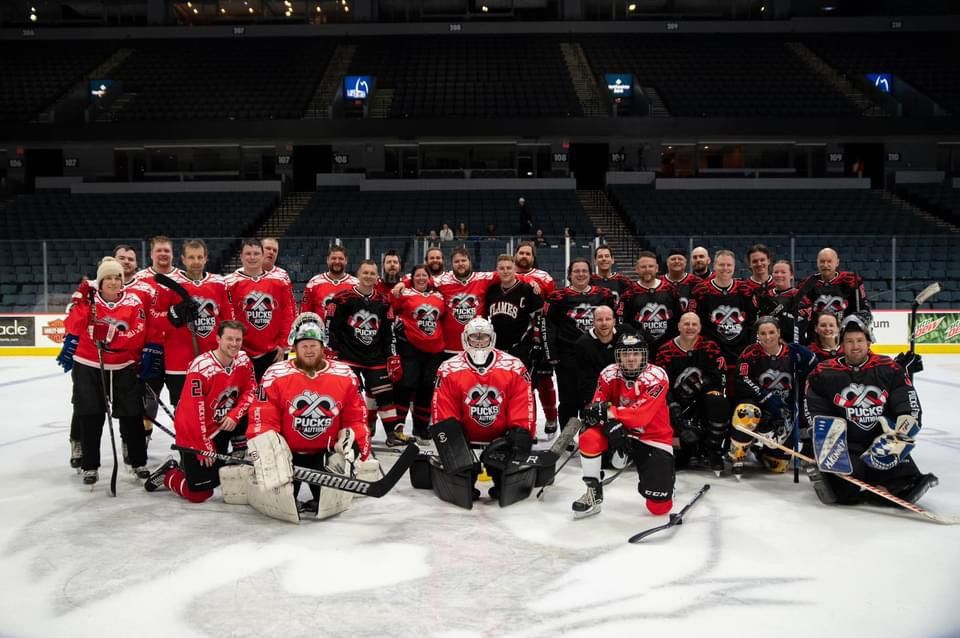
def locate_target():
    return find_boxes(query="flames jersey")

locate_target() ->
[618,279,681,351]
[544,286,616,359]
[690,279,758,361]
[326,286,395,367]
[250,359,370,457]
[796,271,871,339]
[65,290,148,370]
[654,336,726,404]
[432,350,534,443]
[736,342,817,410]
[593,363,673,452]
[435,271,499,352]
[301,272,359,320]
[224,270,294,358]
[485,280,543,354]
[590,272,633,306]
[805,353,920,454]
[175,350,256,455]
[516,268,556,298]
[665,273,702,314]
[392,287,446,354]
[158,270,234,374]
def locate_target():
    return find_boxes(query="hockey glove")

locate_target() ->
[89,321,117,345]
[387,355,403,384]
[894,351,923,376]
[139,343,164,380]
[581,401,611,427]
[603,419,630,453]
[168,299,200,327]
[759,391,787,418]
[56,334,79,373]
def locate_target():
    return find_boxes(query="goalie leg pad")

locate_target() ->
[730,403,762,446]
[219,464,254,505]
[430,418,475,475]
[246,479,300,524]
[812,416,853,475]
[315,451,355,520]
[429,458,475,510]
[495,466,537,507]
[248,430,294,491]
[410,453,434,489]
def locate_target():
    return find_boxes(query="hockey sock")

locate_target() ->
[164,468,214,503]
[535,376,558,422]
[412,404,431,436]
[646,498,673,516]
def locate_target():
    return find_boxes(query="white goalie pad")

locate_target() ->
[247,478,300,524]
[248,430,293,491]
[219,465,254,505]
[316,451,355,520]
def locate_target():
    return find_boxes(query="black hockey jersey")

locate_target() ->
[485,280,542,357]
[590,273,633,306]
[544,286,616,359]
[690,279,758,361]
[326,286,395,368]
[665,273,702,313]
[736,342,817,412]
[618,278,681,351]
[654,335,726,405]
[796,271,871,341]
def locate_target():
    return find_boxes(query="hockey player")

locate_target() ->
[225,238,294,382]
[741,243,773,297]
[654,312,728,472]
[434,247,498,354]
[326,259,410,445]
[590,245,633,305]
[261,237,297,321]
[379,250,404,291]
[425,247,446,278]
[514,241,559,438]
[391,264,446,439]
[619,250,681,352]
[690,246,712,279]
[144,320,256,502]
[113,244,138,286]
[804,315,937,505]
[430,317,535,505]
[157,239,233,405]
[300,245,359,320]
[544,258,616,427]
[573,305,623,410]
[808,311,842,361]
[796,247,871,343]
[485,255,542,379]
[756,259,800,344]
[731,317,817,476]
[248,313,375,517]
[664,248,701,313]
[56,257,152,484]
[573,333,675,518]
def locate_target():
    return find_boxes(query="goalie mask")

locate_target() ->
[461,317,496,366]
[289,312,327,346]
[615,332,648,380]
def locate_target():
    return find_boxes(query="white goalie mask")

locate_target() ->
[461,317,496,366]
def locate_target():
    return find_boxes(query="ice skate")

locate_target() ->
[572,478,603,519]
[144,458,179,492]
[70,439,82,471]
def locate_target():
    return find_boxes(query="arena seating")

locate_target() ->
[110,39,334,121]
[347,36,582,118]
[0,41,113,123]
[580,35,862,117]
[898,183,960,226]
[0,192,276,311]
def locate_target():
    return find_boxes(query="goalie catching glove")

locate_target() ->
[862,415,920,471]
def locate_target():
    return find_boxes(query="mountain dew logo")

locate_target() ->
[947,320,960,341]
[913,317,944,340]
[913,313,960,344]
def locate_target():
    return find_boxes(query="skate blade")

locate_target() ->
[572,506,602,520]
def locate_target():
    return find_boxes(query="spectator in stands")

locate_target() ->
[518,197,533,233]
[534,229,548,247]
[690,246,712,279]
[428,230,441,247]
[564,227,575,240]
[595,227,607,245]
[440,223,454,242]
[457,222,469,240]
[486,223,498,239]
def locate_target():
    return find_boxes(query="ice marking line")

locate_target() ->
[0,429,65,448]
[0,373,63,388]
[918,378,960,390]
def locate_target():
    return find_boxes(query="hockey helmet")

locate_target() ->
[614,331,648,380]
[289,312,327,346]
[461,317,496,366]
[839,313,874,343]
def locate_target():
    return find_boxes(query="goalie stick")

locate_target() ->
[154,272,200,357]
[909,282,941,355]
[628,484,710,543]
[731,421,959,525]
[172,442,418,497]
[90,288,119,497]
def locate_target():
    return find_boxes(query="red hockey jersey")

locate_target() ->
[593,363,673,452]
[300,273,359,319]
[65,290,148,370]
[432,350,534,443]
[435,271,498,352]
[392,287,446,354]
[224,270,294,358]
[158,270,234,374]
[174,350,256,455]
[516,267,556,298]
[249,359,371,458]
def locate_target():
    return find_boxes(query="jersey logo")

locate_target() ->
[833,383,888,427]
[488,300,520,320]
[465,384,503,427]
[193,297,218,338]
[243,291,275,330]
[674,366,704,397]
[348,309,380,345]
[711,305,745,338]
[213,386,239,421]
[759,370,792,393]
[322,293,338,310]
[813,294,847,314]
[635,302,671,338]
[413,304,440,335]
[566,303,595,333]
[450,293,480,325]
[289,390,337,439]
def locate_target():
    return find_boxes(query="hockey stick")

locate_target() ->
[731,421,959,525]
[145,384,177,424]
[172,442,418,497]
[909,282,941,355]
[90,288,119,497]
[154,272,200,357]
[628,484,710,543]
[143,414,176,439]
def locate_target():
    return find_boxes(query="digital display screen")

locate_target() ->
[604,73,633,97]
[89,79,113,100]
[344,75,372,100]
[866,73,893,94]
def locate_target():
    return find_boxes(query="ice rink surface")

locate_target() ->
[0,356,958,638]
